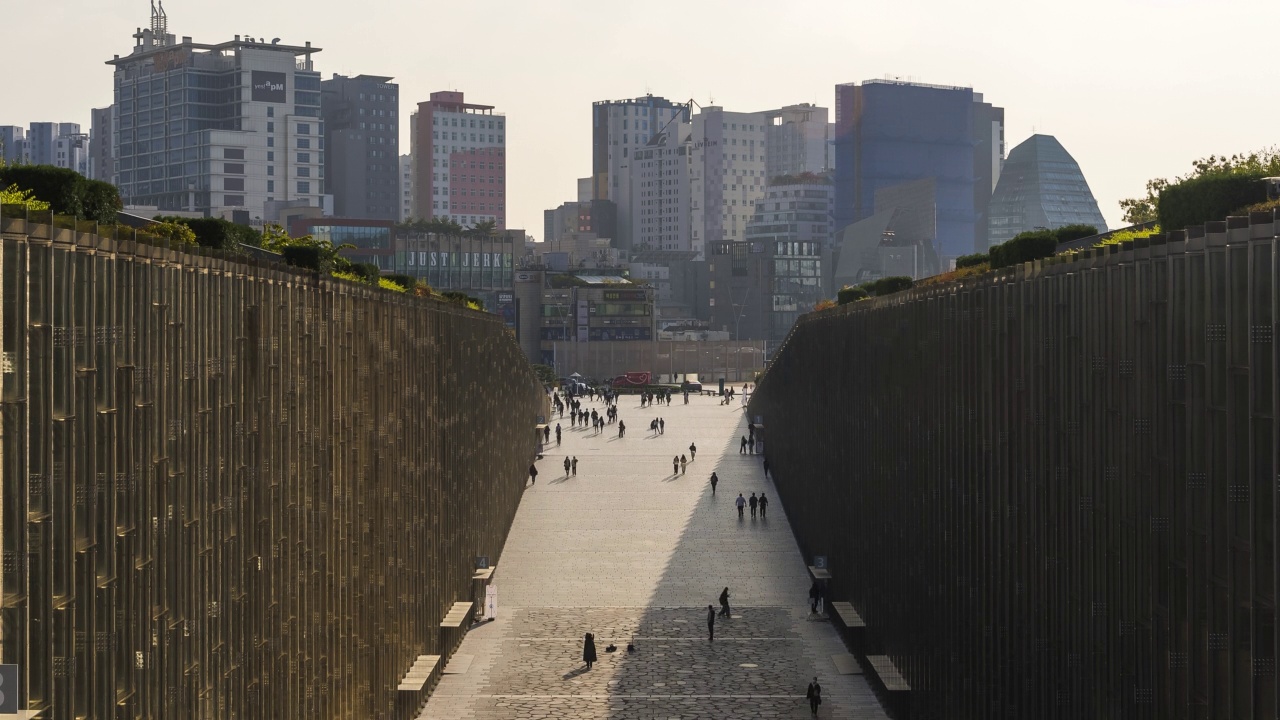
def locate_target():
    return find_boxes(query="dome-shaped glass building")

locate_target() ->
[987,134,1107,246]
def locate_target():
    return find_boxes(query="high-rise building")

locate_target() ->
[90,107,115,182]
[106,6,325,222]
[690,106,767,258]
[0,122,86,169]
[628,121,692,253]
[834,79,1004,260]
[987,134,1108,246]
[763,104,831,181]
[411,91,507,229]
[591,95,691,249]
[321,74,400,221]
[709,175,831,349]
[399,154,413,222]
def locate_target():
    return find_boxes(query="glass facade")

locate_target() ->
[987,134,1108,246]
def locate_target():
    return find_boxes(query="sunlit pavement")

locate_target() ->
[420,392,889,719]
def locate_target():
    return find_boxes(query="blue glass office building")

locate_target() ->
[834,80,1004,259]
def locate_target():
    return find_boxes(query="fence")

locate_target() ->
[0,214,542,719]
[750,211,1280,719]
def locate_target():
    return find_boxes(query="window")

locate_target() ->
[267,107,274,118]
[223,148,244,160]
[267,137,274,147]
[297,152,310,163]
[267,121,275,133]
[267,151,274,161]
[267,166,274,176]
[223,178,244,191]
[297,123,311,135]
[297,167,311,177]
[267,180,275,192]
[224,195,244,206]
[298,181,311,194]
[297,138,310,149]
[224,163,244,174]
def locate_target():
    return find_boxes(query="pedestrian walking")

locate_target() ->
[583,633,597,670]
[809,581,821,614]
[689,442,697,460]
[710,472,719,495]
[618,420,626,438]
[736,493,746,518]
[673,456,680,476]
[528,464,538,485]
[759,492,769,518]
[659,418,665,435]
[555,424,562,446]
[806,677,822,715]
[740,436,748,454]
[564,456,572,477]
[543,425,550,442]
[749,492,758,518]
[719,587,731,617]
[762,458,769,478]
[707,605,716,641]
[679,454,687,474]
[748,436,756,454]
[571,456,578,476]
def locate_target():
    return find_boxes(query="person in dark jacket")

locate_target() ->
[528,464,538,484]
[749,492,758,518]
[707,605,716,641]
[583,633,597,669]
[806,677,822,715]
[759,492,769,519]
[710,472,719,494]
[719,587,731,617]
[762,458,770,478]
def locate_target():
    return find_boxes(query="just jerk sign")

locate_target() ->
[406,251,511,268]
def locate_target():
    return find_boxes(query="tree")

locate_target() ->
[531,364,557,386]
[0,165,121,223]
[1119,148,1280,226]
[141,220,197,246]
[155,215,262,250]
[260,223,350,272]
[0,184,50,213]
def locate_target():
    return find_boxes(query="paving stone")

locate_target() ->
[421,394,889,719]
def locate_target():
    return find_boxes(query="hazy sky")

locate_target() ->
[9,0,1276,237]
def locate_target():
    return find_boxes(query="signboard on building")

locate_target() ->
[602,289,648,302]
[251,71,287,103]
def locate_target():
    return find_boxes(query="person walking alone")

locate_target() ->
[583,633,597,670]
[659,418,665,435]
[618,420,626,438]
[759,492,769,519]
[555,424,562,446]
[762,458,770,479]
[749,492,758,518]
[528,463,538,485]
[689,442,697,460]
[736,493,746,519]
[710,472,719,495]
[806,677,822,715]
[718,587,731,618]
[672,456,680,476]
[707,605,716,641]
[740,436,748,454]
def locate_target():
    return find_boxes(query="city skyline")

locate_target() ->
[8,0,1277,238]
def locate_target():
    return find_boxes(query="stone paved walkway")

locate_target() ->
[421,392,888,720]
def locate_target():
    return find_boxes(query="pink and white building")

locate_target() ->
[412,91,507,229]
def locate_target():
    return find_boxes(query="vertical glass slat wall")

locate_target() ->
[750,211,1280,720]
[0,218,542,719]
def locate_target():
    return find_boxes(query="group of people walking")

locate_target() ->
[733,491,768,519]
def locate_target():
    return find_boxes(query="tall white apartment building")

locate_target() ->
[591,95,690,250]
[627,120,692,252]
[763,103,831,180]
[399,153,413,222]
[689,106,768,258]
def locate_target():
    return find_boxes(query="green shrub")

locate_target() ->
[0,165,121,223]
[1052,224,1099,244]
[280,245,323,270]
[156,216,262,251]
[383,273,419,291]
[862,276,914,297]
[837,286,869,304]
[1158,174,1268,232]
[1235,198,1280,215]
[955,253,988,269]
[377,278,408,293]
[990,229,1056,269]
[348,263,382,282]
